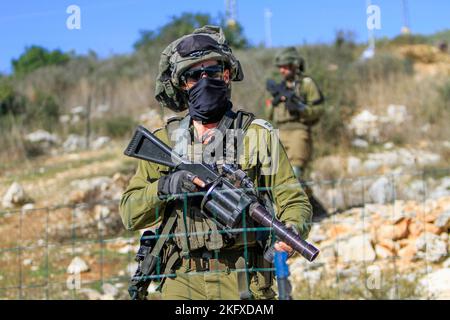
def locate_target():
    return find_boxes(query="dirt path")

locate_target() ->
[0,141,135,208]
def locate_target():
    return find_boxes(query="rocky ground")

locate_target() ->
[290,196,450,299]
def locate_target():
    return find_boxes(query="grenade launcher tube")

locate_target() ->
[250,203,319,262]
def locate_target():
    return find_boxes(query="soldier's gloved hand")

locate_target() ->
[157,170,198,199]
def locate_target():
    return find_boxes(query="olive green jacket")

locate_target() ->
[119,117,312,242]
[265,73,324,130]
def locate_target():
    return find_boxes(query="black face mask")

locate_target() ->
[187,77,230,124]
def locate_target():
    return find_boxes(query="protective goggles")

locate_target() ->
[181,64,224,83]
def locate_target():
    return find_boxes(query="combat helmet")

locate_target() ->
[274,46,305,73]
[155,25,244,112]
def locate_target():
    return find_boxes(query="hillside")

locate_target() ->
[0,31,449,300]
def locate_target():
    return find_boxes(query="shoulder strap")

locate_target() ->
[202,109,237,160]
[251,118,274,132]
[235,109,255,132]
[138,209,178,284]
[232,109,255,166]
[165,114,191,158]
[202,109,236,142]
[149,211,178,258]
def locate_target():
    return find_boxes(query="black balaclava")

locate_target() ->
[187,77,231,124]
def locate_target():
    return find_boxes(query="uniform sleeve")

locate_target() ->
[119,159,166,231]
[299,77,325,123]
[251,124,312,239]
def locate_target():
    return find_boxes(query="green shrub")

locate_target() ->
[353,53,413,82]
[12,46,70,76]
[24,91,61,131]
[100,116,137,138]
[390,34,429,45]
[438,79,450,107]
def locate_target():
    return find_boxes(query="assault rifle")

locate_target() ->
[266,79,307,114]
[124,125,319,264]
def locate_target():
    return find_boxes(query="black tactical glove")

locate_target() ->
[157,170,198,199]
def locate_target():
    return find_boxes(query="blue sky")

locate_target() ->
[1,0,449,73]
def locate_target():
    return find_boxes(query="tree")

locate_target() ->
[134,12,249,50]
[12,46,70,76]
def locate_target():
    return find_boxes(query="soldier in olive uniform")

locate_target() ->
[265,47,326,218]
[119,26,312,300]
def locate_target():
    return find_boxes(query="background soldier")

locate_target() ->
[119,26,312,300]
[265,46,327,218]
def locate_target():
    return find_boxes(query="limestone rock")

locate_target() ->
[351,138,369,149]
[117,244,137,255]
[337,234,376,263]
[348,110,380,142]
[25,130,60,146]
[336,267,360,278]
[69,176,113,203]
[435,210,450,230]
[415,232,448,263]
[2,182,34,209]
[102,283,119,298]
[71,105,86,115]
[385,104,408,124]
[368,176,395,204]
[79,288,101,300]
[378,238,400,252]
[443,258,450,268]
[397,244,417,262]
[347,156,362,174]
[419,268,450,299]
[23,259,33,266]
[91,136,111,150]
[363,159,383,173]
[63,134,86,152]
[375,245,395,259]
[302,269,323,286]
[67,257,90,274]
[430,178,450,199]
[59,114,71,124]
[22,203,35,211]
[376,218,410,241]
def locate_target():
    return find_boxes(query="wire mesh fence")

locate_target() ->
[0,168,449,300]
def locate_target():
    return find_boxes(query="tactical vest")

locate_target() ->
[162,109,265,256]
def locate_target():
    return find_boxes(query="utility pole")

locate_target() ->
[401,0,411,34]
[264,8,273,48]
[225,0,237,28]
